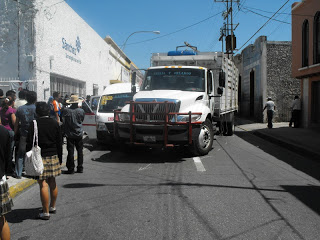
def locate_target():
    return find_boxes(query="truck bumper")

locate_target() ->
[115,123,201,146]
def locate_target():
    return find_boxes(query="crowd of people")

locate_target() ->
[0,88,86,239]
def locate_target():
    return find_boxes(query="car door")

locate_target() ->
[81,100,97,139]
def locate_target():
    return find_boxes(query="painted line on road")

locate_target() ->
[193,157,206,172]
[138,164,152,171]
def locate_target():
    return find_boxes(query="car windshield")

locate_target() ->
[98,93,133,113]
[141,68,205,92]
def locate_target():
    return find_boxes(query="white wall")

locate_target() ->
[33,0,112,100]
[0,0,128,101]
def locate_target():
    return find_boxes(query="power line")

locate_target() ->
[124,11,224,47]
[235,0,290,53]
[241,7,290,24]
[243,5,315,18]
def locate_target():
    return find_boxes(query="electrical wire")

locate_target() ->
[241,7,290,25]
[124,11,224,47]
[234,0,290,54]
[242,5,315,18]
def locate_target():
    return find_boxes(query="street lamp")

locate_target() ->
[121,30,160,51]
[115,30,160,82]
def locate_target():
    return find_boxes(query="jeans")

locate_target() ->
[5,130,15,174]
[16,136,27,177]
[289,110,301,128]
[267,110,274,129]
[66,136,83,171]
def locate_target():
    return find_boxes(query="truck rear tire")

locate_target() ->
[191,119,214,156]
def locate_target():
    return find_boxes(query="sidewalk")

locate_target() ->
[7,136,91,199]
[235,118,320,161]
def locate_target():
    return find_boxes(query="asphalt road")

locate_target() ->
[7,127,320,240]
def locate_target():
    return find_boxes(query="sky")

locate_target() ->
[67,0,297,69]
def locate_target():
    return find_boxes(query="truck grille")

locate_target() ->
[134,101,180,122]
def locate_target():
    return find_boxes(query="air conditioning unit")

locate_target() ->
[26,55,34,62]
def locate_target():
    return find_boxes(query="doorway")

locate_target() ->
[311,81,320,124]
[250,70,255,118]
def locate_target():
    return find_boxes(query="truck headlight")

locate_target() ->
[177,114,201,122]
[119,113,130,121]
[97,122,107,131]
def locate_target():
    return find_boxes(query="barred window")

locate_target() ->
[302,20,309,67]
[314,12,320,64]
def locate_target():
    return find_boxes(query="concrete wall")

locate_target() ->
[266,42,300,122]
[292,0,320,127]
[0,0,131,101]
[235,36,266,122]
[235,36,300,123]
[0,0,36,81]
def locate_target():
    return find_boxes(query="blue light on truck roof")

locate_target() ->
[167,50,197,56]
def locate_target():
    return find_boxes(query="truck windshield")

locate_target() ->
[98,93,133,113]
[141,68,205,92]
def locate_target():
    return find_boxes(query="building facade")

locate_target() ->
[0,0,136,101]
[235,36,300,123]
[292,0,320,128]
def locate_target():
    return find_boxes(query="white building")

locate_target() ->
[0,0,138,101]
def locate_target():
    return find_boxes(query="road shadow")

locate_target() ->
[91,147,188,164]
[62,183,106,188]
[281,185,320,215]
[235,130,320,181]
[6,207,41,223]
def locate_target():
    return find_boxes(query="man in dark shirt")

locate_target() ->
[62,95,85,174]
[14,91,37,178]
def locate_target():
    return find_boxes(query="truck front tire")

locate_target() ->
[191,119,214,156]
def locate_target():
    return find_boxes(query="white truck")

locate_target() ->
[114,48,238,155]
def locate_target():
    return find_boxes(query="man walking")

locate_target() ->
[14,91,37,178]
[289,95,301,128]
[62,95,85,174]
[263,97,276,129]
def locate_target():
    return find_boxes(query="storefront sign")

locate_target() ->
[62,36,82,64]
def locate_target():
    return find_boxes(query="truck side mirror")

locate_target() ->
[131,72,137,94]
[219,71,225,87]
[217,87,223,95]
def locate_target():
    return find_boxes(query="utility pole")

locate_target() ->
[17,0,21,80]
[215,0,240,58]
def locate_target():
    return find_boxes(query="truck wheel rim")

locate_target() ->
[199,125,211,149]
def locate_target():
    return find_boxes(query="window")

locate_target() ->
[302,20,309,67]
[314,12,320,64]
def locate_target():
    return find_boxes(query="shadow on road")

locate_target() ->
[91,148,187,164]
[281,185,320,215]
[6,207,41,223]
[235,130,320,181]
[63,183,106,188]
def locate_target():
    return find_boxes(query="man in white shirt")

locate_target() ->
[289,95,301,128]
[263,97,276,129]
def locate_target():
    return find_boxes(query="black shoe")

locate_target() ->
[63,170,75,174]
[76,169,83,173]
[12,173,22,179]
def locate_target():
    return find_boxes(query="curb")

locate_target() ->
[8,145,91,199]
[9,178,37,199]
[253,131,320,160]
